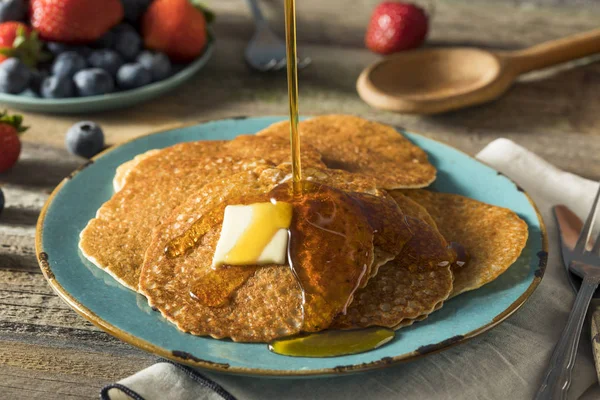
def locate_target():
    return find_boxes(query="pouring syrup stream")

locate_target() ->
[284,0,302,192]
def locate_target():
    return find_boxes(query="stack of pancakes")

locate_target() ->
[80,115,528,343]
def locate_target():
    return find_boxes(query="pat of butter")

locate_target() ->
[212,201,293,268]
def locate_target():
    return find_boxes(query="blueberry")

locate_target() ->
[73,68,114,97]
[0,58,30,94]
[46,42,71,55]
[41,75,75,98]
[29,69,49,94]
[116,63,151,90]
[137,51,171,82]
[46,43,91,57]
[88,49,124,77]
[95,31,116,49]
[0,0,26,23]
[52,51,88,78]
[113,24,142,61]
[75,46,93,57]
[0,188,4,216]
[65,121,105,158]
[112,23,137,35]
[120,0,152,23]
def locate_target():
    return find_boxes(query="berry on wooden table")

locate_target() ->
[365,2,429,55]
[65,121,104,158]
[30,0,124,43]
[51,51,87,77]
[0,0,26,23]
[0,111,27,173]
[73,68,115,96]
[116,62,151,90]
[142,0,208,62]
[137,50,171,81]
[41,74,75,98]
[0,57,30,93]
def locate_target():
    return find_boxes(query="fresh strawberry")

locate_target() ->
[365,2,428,55]
[0,22,48,67]
[0,22,29,49]
[142,0,208,62]
[0,111,27,173]
[0,22,28,63]
[30,0,124,43]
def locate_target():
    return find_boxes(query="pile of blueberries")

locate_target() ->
[0,2,174,98]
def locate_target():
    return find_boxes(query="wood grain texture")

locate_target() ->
[1,0,599,398]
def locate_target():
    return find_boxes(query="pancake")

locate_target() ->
[398,190,529,297]
[139,167,411,342]
[332,216,454,330]
[113,134,325,192]
[394,301,444,329]
[257,115,436,189]
[113,149,160,192]
[80,135,325,291]
[389,191,437,228]
[260,165,412,278]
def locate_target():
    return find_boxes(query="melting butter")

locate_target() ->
[269,327,395,357]
[212,201,293,267]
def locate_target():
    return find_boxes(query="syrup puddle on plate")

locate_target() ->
[269,327,395,357]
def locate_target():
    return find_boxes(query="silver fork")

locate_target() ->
[535,182,600,400]
[245,0,311,72]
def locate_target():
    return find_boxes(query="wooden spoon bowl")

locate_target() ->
[358,29,600,114]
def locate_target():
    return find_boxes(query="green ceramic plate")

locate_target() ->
[0,37,214,114]
[36,117,547,377]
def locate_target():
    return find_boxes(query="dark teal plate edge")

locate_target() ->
[35,116,548,377]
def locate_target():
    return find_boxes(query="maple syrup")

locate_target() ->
[284,0,302,191]
[449,242,470,268]
[269,327,395,357]
[167,181,375,328]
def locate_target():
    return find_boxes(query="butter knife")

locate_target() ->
[554,205,600,384]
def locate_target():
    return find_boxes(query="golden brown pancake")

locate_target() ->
[80,135,325,291]
[394,301,444,329]
[389,191,437,228]
[398,189,529,297]
[331,216,454,330]
[257,115,436,189]
[113,149,160,192]
[260,165,413,278]
[139,167,411,342]
[114,134,325,191]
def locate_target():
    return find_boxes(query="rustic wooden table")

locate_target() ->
[1,0,599,398]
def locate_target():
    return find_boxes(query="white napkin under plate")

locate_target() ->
[103,138,600,400]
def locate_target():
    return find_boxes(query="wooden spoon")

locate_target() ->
[357,28,600,114]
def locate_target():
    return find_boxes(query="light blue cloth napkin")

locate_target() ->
[103,139,600,400]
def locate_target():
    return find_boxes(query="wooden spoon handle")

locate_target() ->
[506,28,600,74]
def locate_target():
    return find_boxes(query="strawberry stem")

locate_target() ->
[0,111,28,134]
[0,27,50,68]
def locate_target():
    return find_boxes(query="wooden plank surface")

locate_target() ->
[1,0,600,398]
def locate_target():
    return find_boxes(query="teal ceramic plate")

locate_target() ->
[0,37,214,114]
[36,117,547,377]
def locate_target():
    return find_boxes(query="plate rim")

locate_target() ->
[35,116,548,377]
